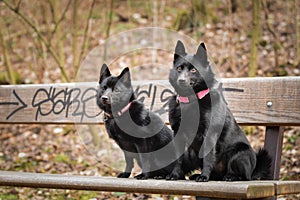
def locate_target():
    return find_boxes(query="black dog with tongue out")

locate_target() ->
[166,40,272,182]
[97,64,176,179]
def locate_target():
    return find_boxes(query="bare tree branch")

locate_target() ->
[48,0,72,43]
[48,0,65,68]
[2,0,70,82]
[76,0,96,76]
[72,0,79,77]
[103,0,114,62]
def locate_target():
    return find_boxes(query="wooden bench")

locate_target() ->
[0,76,299,199]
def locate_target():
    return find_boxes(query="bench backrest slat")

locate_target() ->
[0,77,299,126]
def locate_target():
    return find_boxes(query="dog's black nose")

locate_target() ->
[101,96,109,101]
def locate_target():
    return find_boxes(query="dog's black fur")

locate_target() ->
[97,64,176,179]
[166,40,272,181]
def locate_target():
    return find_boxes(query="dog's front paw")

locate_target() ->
[166,172,185,180]
[154,175,165,180]
[117,172,130,178]
[134,173,144,179]
[223,174,241,181]
[196,175,209,182]
[189,174,199,180]
[134,173,149,180]
[191,174,209,182]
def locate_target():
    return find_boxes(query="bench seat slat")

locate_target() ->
[273,181,300,195]
[0,171,278,199]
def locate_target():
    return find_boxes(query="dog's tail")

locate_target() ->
[251,149,272,180]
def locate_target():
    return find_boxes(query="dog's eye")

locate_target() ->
[177,66,182,72]
[101,86,107,90]
[190,68,197,73]
[114,88,120,93]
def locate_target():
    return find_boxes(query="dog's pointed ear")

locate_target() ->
[174,40,186,62]
[99,63,111,83]
[118,67,131,86]
[195,42,208,66]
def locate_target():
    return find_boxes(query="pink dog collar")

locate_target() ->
[117,102,132,117]
[177,88,210,103]
[104,101,133,120]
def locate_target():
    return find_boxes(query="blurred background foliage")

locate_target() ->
[0,0,299,84]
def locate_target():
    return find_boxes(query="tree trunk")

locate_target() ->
[295,0,300,67]
[73,0,79,76]
[0,19,16,84]
[249,0,261,77]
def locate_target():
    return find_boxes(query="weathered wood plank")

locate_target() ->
[274,180,300,195]
[0,171,275,199]
[0,77,299,125]
[222,77,300,126]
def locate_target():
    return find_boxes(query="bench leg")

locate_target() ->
[264,126,284,180]
[263,126,284,200]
